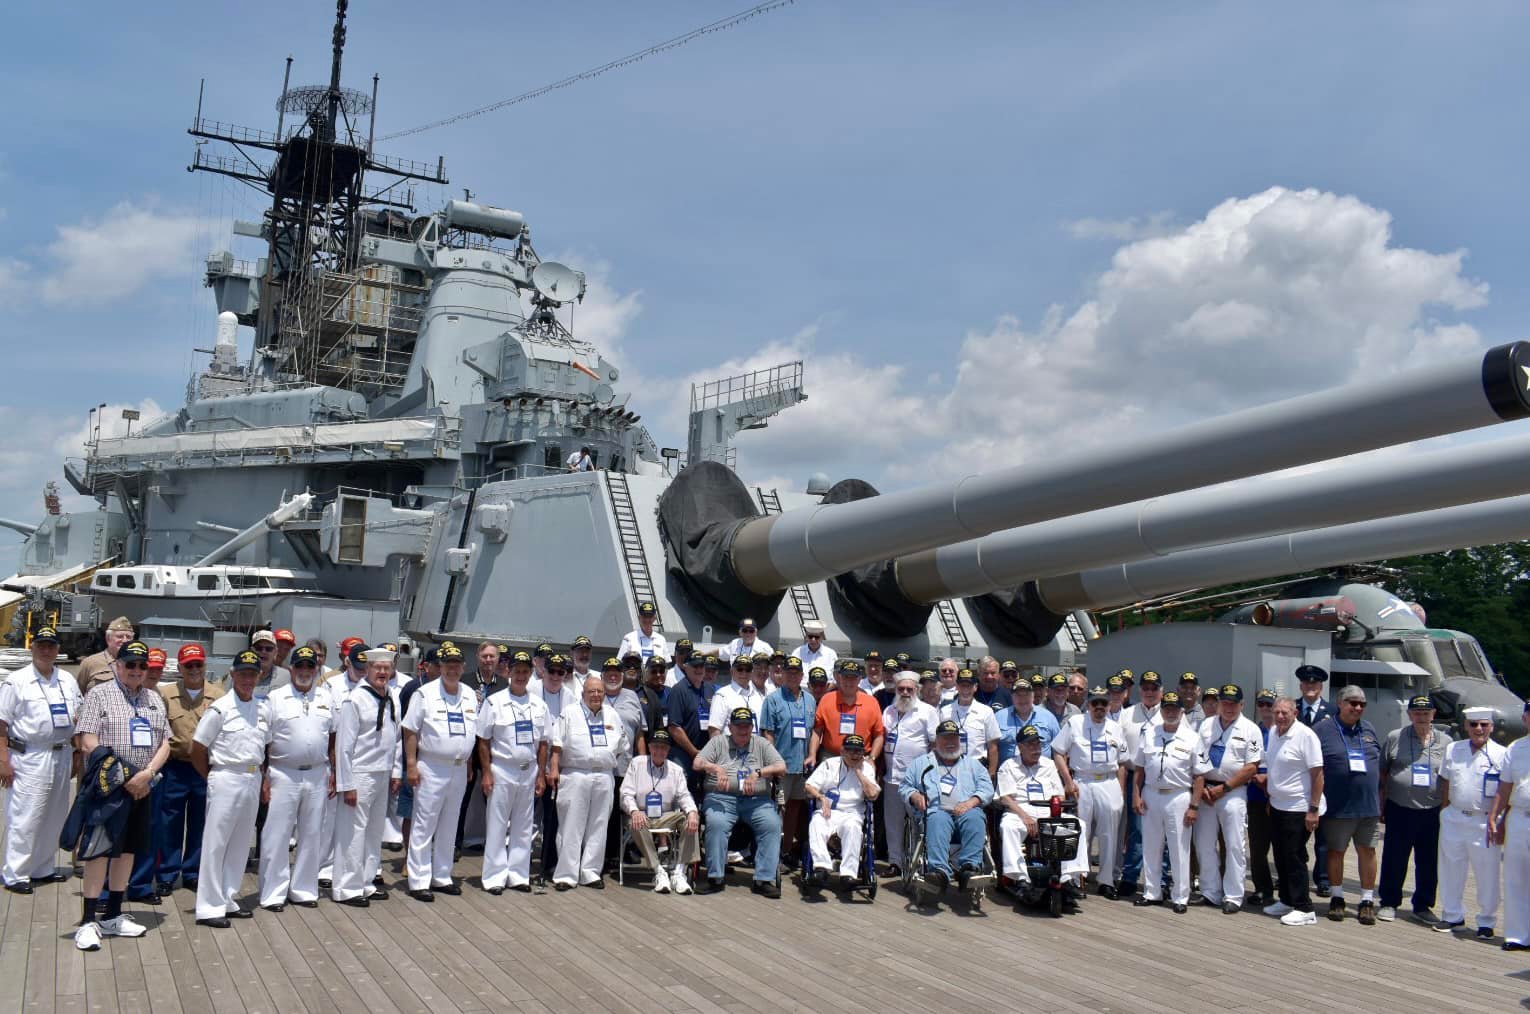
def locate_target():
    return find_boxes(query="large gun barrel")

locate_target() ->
[194,493,315,567]
[1035,493,1530,613]
[730,343,1530,594]
[896,428,1530,603]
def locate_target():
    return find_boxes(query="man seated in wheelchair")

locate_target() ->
[996,724,1087,895]
[620,729,700,894]
[804,733,880,889]
[693,706,788,897]
[899,720,995,893]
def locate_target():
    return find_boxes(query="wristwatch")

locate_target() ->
[1307,805,1319,814]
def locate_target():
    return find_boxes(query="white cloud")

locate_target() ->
[36,202,199,307]
[52,399,166,459]
[1065,210,1176,241]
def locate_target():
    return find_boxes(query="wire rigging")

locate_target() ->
[379,0,796,142]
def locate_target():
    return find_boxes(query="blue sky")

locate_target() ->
[2,1,1529,575]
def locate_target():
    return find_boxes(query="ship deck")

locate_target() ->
[0,841,1523,1014]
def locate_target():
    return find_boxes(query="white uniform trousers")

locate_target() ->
[481,763,539,889]
[333,770,390,901]
[259,765,327,905]
[2,748,72,885]
[1502,810,1530,946]
[1192,787,1249,904]
[999,810,1090,881]
[318,793,339,882]
[809,809,865,879]
[407,756,468,890]
[1142,786,1193,905]
[554,769,612,887]
[882,778,911,868]
[195,768,261,920]
[1075,775,1124,886]
[1439,807,1501,928]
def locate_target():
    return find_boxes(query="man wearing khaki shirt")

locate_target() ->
[156,645,223,895]
[75,616,136,696]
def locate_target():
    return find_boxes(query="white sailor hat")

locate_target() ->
[1462,706,1497,722]
[363,647,397,664]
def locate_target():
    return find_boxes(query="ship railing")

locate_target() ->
[689,361,805,413]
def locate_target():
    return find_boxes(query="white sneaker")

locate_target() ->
[1376,905,1397,922]
[1262,901,1293,916]
[671,870,692,895]
[74,922,102,951]
[726,850,745,864]
[99,914,148,938]
[1281,909,1318,926]
[652,867,671,894]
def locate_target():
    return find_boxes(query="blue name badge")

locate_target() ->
[447,711,466,736]
[940,771,957,796]
[646,790,663,819]
[838,712,856,735]
[1026,780,1044,801]
[1411,761,1432,788]
[885,731,898,751]
[792,717,808,741]
[588,722,607,747]
[514,719,533,746]
[1347,745,1367,773]
[1484,771,1501,799]
[49,702,70,729]
[129,716,152,749]
[1091,740,1109,764]
[959,730,969,748]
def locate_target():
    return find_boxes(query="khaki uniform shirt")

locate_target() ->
[161,682,224,762]
[75,651,119,696]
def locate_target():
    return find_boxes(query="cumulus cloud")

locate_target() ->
[36,202,199,306]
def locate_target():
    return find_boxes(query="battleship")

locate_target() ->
[4,2,1529,740]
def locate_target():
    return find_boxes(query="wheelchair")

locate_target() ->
[998,796,1083,918]
[800,798,878,900]
[901,805,997,910]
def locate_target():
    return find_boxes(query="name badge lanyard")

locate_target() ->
[1405,727,1434,788]
[886,710,903,750]
[40,677,71,730]
[122,680,153,749]
[511,703,534,746]
[827,761,854,807]
[791,694,809,741]
[1340,722,1368,774]
[586,705,608,748]
[646,761,666,816]
[445,694,466,737]
[1088,718,1111,769]
[1483,754,1502,799]
[733,747,752,788]
[1022,762,1045,802]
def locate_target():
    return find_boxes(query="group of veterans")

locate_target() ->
[3,611,1528,956]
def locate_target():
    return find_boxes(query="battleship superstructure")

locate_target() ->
[8,2,1530,734]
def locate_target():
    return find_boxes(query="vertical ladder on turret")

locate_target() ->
[606,471,663,631]
[1062,613,1089,654]
[935,599,970,651]
[755,488,820,629]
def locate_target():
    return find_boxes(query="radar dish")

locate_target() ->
[593,383,615,405]
[531,262,585,305]
[278,84,373,118]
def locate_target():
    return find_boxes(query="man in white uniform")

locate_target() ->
[318,639,369,888]
[1436,705,1508,937]
[940,670,1001,781]
[332,647,401,906]
[0,627,81,894]
[1052,685,1127,898]
[548,677,630,889]
[619,729,699,894]
[1489,698,1530,951]
[708,655,767,734]
[998,724,1088,889]
[881,671,939,877]
[721,618,771,664]
[1132,691,1210,913]
[258,645,331,910]
[791,620,837,675]
[617,602,670,667]
[191,650,268,927]
[804,733,879,889]
[399,642,477,900]
[1194,683,1263,913]
[478,650,548,894]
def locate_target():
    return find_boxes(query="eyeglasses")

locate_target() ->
[806,634,821,640]
[122,662,147,670]
[1468,720,1494,728]
[181,662,206,670]
[1256,701,1273,707]
[292,661,318,669]
[1343,700,1367,708]
[740,627,757,633]
[254,644,277,653]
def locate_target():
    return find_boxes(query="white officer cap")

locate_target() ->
[803,620,826,635]
[895,670,918,686]
[1463,706,1496,722]
[363,647,397,665]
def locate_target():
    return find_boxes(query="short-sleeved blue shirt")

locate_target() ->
[1315,716,1382,818]
[663,679,714,771]
[760,686,813,774]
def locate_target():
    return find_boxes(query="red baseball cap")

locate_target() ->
[178,644,207,664]
[147,648,168,670]
[274,629,296,644]
[339,635,366,656]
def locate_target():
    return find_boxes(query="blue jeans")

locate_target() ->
[1120,777,1143,886]
[157,759,207,888]
[923,806,986,876]
[128,779,165,896]
[704,794,781,882]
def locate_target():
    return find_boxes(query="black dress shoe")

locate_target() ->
[318,879,331,891]
[436,882,462,896]
[41,872,69,884]
[338,897,370,908]
[1477,926,1495,939]
[511,884,532,894]
[1172,902,1188,914]
[228,907,254,919]
[292,899,318,908]
[924,870,949,894]
[408,889,435,902]
[1133,895,1161,907]
[701,877,726,894]
[1099,884,1118,900]
[583,879,605,890]
[487,887,504,896]
[261,903,286,913]
[4,882,33,895]
[195,917,231,928]
[155,882,176,895]
[129,893,162,906]
[372,874,386,886]
[1503,941,1529,951]
[753,880,781,899]
[1223,900,1241,915]
[370,887,389,901]
[553,882,574,892]
[886,863,902,879]
[809,869,829,888]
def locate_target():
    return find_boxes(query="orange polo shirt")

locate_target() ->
[813,691,885,757]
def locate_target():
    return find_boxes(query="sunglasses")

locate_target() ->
[1256,701,1274,707]
[292,661,318,668]
[806,633,821,639]
[254,644,277,652]
[122,662,147,670]
[1343,700,1367,708]
[1468,720,1493,728]
[181,662,206,669]
[740,628,757,633]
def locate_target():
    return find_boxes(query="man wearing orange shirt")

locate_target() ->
[807,661,885,767]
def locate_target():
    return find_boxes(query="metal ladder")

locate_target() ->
[606,471,662,631]
[755,488,820,629]
[935,599,969,650]
[1062,612,1089,654]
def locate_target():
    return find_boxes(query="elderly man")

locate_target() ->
[935,658,960,704]
[971,658,1006,709]
[722,618,771,664]
[1117,670,1165,896]
[0,627,82,894]
[548,676,631,890]
[694,707,787,896]
[401,639,479,900]
[76,616,137,695]
[191,650,267,927]
[998,724,1087,892]
[317,638,369,889]
[1263,696,1324,926]
[1132,691,1210,914]
[246,630,292,701]
[1105,673,1130,724]
[638,657,669,746]
[900,720,993,896]
[1246,689,1279,908]
[1490,700,1530,952]
[1315,684,1383,925]
[1193,683,1263,913]
[258,645,331,911]
[791,620,837,674]
[882,670,940,877]
[1436,705,1508,937]
[996,675,1059,764]
[620,729,699,894]
[477,650,549,894]
[1054,685,1128,898]
[618,602,670,666]
[1044,673,1080,723]
[1177,673,1206,727]
[918,671,943,709]
[128,649,170,901]
[810,661,886,765]
[152,644,220,900]
[941,670,1001,782]
[665,653,715,791]
[332,647,402,907]
[805,733,879,889]
[70,640,170,951]
[761,656,814,867]
[860,651,886,697]
[709,654,767,735]
[1296,663,1335,892]
[1377,694,1450,923]
[1065,671,1089,711]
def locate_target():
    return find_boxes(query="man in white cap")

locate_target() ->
[1489,698,1530,951]
[548,677,631,890]
[804,733,879,890]
[191,650,268,927]
[1193,683,1264,913]
[881,670,939,878]
[998,723,1087,893]
[244,630,292,702]
[617,602,670,666]
[1435,705,1507,938]
[790,620,837,674]
[401,642,478,900]
[478,650,548,894]
[1052,685,1127,898]
[331,646,402,906]
[258,644,331,910]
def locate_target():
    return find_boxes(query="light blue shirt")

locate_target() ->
[995,705,1060,763]
[759,686,813,774]
[900,752,994,811]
